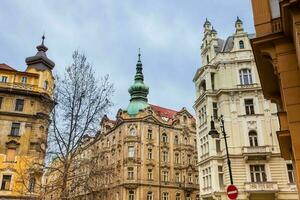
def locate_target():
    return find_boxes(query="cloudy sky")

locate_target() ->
[0,0,255,117]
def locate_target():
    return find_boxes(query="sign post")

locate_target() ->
[227,184,238,200]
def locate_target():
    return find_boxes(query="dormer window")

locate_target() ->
[130,128,136,136]
[239,40,245,49]
[44,81,48,90]
[1,76,8,83]
[21,77,27,84]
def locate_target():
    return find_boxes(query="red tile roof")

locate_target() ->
[150,104,178,119]
[0,63,16,71]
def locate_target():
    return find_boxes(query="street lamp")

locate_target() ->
[208,115,233,185]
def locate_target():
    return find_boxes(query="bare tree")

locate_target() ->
[46,50,114,199]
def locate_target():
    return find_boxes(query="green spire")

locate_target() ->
[126,49,150,116]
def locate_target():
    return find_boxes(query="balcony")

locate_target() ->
[123,157,141,164]
[271,17,282,33]
[123,179,138,189]
[124,136,140,143]
[0,82,52,98]
[242,146,272,161]
[244,182,278,193]
[184,183,199,192]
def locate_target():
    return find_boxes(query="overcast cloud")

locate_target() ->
[0,0,255,118]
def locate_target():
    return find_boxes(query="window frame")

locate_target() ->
[239,68,253,85]
[245,99,255,115]
[15,99,24,112]
[10,122,21,136]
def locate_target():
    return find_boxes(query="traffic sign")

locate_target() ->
[227,184,238,200]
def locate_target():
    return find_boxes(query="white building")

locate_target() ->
[193,18,298,200]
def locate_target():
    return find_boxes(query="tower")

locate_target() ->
[126,50,150,116]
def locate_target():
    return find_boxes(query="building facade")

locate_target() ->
[0,38,55,199]
[193,18,298,199]
[65,54,200,200]
[251,0,300,197]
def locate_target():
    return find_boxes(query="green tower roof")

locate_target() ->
[126,50,149,116]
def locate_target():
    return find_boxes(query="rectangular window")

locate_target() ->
[10,123,20,136]
[1,76,8,83]
[175,173,180,183]
[195,175,199,184]
[1,175,12,190]
[6,149,16,162]
[15,99,24,112]
[211,73,215,90]
[21,76,27,84]
[218,166,224,188]
[250,165,267,182]
[216,139,221,153]
[245,99,255,115]
[287,164,295,183]
[147,168,153,180]
[162,151,168,162]
[148,129,152,140]
[127,167,134,180]
[175,153,180,164]
[162,171,169,182]
[128,146,134,158]
[188,173,192,183]
[0,97,2,109]
[212,102,218,119]
[147,148,152,160]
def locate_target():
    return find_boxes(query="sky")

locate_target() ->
[0,0,255,118]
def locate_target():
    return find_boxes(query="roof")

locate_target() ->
[150,104,178,119]
[0,63,16,71]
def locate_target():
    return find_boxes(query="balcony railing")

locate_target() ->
[245,182,278,192]
[237,83,259,89]
[271,17,282,33]
[242,146,271,160]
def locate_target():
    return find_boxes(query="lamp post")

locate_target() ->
[208,115,233,185]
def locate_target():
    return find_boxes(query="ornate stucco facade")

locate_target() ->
[193,19,298,199]
[61,54,200,200]
[0,38,55,199]
[251,0,300,197]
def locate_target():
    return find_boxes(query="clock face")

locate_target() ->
[130,128,136,136]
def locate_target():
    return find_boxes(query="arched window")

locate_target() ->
[176,193,181,200]
[183,115,187,123]
[199,80,206,95]
[185,137,188,145]
[206,55,210,64]
[249,131,258,146]
[162,192,169,200]
[239,40,245,49]
[130,128,136,136]
[239,69,252,85]
[196,194,200,200]
[128,190,135,200]
[147,192,153,200]
[174,135,179,145]
[29,178,36,192]
[162,133,168,143]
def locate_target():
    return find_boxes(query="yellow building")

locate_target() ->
[251,0,300,197]
[45,53,200,200]
[0,37,55,199]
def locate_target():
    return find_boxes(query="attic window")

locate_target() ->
[44,81,48,90]
[239,40,245,49]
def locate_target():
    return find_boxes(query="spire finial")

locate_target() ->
[41,33,45,45]
[138,48,141,61]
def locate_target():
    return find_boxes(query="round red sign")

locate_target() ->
[227,184,238,200]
